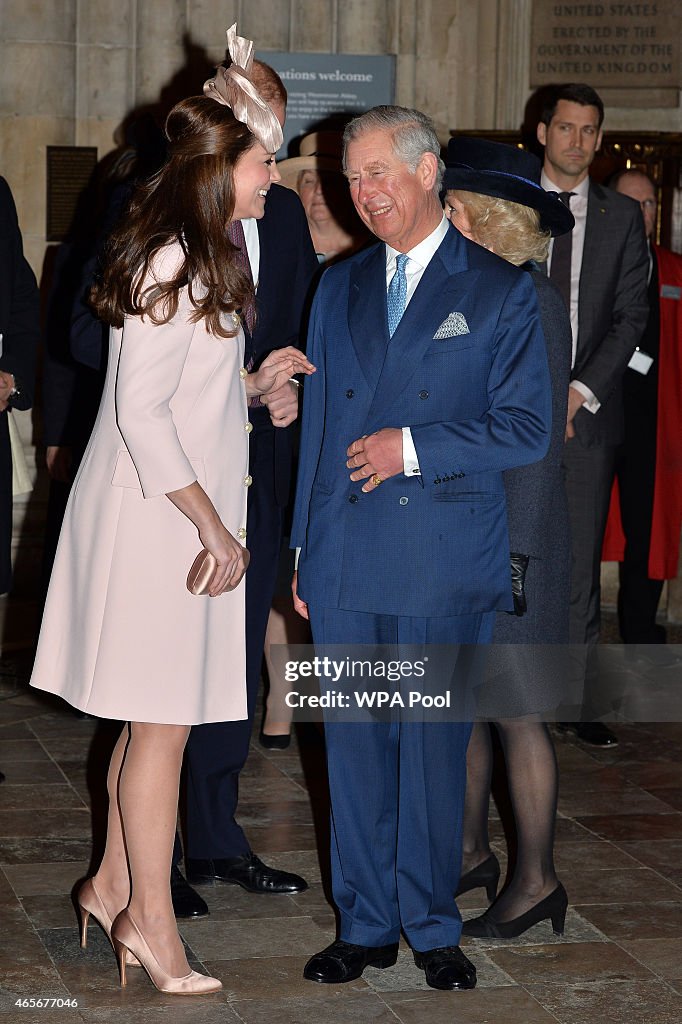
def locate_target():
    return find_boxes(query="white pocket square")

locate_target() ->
[433,312,470,340]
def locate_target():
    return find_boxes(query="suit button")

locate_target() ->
[346,389,354,398]
[237,527,247,540]
[349,494,359,504]
[244,422,253,433]
[399,496,408,505]
[419,390,429,399]
[243,475,253,487]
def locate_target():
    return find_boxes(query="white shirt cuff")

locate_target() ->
[294,547,300,570]
[402,427,421,476]
[571,380,601,414]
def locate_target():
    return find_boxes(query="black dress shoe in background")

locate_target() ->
[170,865,209,919]
[303,939,399,983]
[556,722,618,747]
[186,852,308,894]
[413,946,477,990]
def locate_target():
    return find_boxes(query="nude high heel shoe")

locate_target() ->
[111,909,222,995]
[77,878,140,967]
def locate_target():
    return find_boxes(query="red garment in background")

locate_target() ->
[603,244,682,579]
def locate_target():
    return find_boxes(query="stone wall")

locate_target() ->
[1,0,681,643]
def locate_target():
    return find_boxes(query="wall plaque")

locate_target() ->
[530,2,680,89]
[256,52,395,154]
[46,146,98,242]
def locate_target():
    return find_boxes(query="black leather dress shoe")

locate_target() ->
[170,865,209,919]
[413,946,477,990]
[556,722,618,747]
[303,939,399,983]
[186,853,308,894]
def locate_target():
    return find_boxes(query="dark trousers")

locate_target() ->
[562,438,617,720]
[176,419,285,862]
[309,604,495,951]
[615,411,665,643]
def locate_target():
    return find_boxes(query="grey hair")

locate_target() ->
[342,105,445,192]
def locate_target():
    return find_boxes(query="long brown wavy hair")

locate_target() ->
[90,96,257,339]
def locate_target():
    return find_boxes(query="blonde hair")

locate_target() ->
[447,190,550,266]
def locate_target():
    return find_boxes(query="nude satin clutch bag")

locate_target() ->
[186,547,250,595]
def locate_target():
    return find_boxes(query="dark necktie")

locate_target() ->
[549,192,574,311]
[227,219,256,335]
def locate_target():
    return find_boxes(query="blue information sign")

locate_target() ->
[257,52,396,154]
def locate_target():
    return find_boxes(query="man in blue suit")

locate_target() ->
[291,106,552,991]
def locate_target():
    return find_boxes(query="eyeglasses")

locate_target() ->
[640,199,656,209]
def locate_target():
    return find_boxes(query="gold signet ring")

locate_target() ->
[371,474,383,487]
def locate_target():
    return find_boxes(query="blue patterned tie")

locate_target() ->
[387,253,409,337]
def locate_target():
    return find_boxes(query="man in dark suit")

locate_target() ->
[175,61,319,907]
[0,176,40,595]
[603,169,682,658]
[536,84,649,746]
[291,105,551,990]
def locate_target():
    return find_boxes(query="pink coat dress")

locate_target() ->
[31,247,250,725]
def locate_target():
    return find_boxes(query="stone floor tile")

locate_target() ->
[177,914,331,960]
[0,738,52,761]
[573,812,682,842]
[0,784,85,810]
[527,980,682,1024]
[619,761,682,789]
[0,760,66,785]
[77,1002,240,1023]
[644,787,682,811]
[237,776,310,804]
[0,838,92,864]
[553,840,641,874]
[614,839,682,874]
[620,937,682,981]
[203,955,369,1000]
[229,990,401,1024]
[383,987,560,1023]
[261,850,325,884]
[558,786,673,817]
[234,800,316,827]
[574,900,682,940]
[189,885,305,921]
[558,865,682,904]
[1,861,89,896]
[0,808,92,839]
[238,824,320,853]
[486,938,654,986]
[21,893,80,930]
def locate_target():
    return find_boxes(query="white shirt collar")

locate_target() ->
[541,171,590,201]
[385,215,449,270]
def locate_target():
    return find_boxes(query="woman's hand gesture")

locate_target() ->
[246,346,315,398]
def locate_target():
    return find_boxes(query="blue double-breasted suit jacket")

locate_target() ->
[292,223,552,618]
[290,221,553,951]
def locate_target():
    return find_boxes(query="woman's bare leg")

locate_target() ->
[91,724,132,916]
[117,722,190,975]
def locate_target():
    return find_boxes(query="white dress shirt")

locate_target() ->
[241,217,260,287]
[542,171,599,413]
[385,215,450,475]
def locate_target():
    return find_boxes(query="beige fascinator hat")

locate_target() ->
[204,23,283,154]
[278,131,344,191]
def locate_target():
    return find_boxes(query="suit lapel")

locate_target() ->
[365,228,476,429]
[347,243,391,389]
[577,181,609,353]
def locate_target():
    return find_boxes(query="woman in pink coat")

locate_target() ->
[30,29,313,996]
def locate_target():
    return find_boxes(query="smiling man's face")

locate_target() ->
[345,128,440,252]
